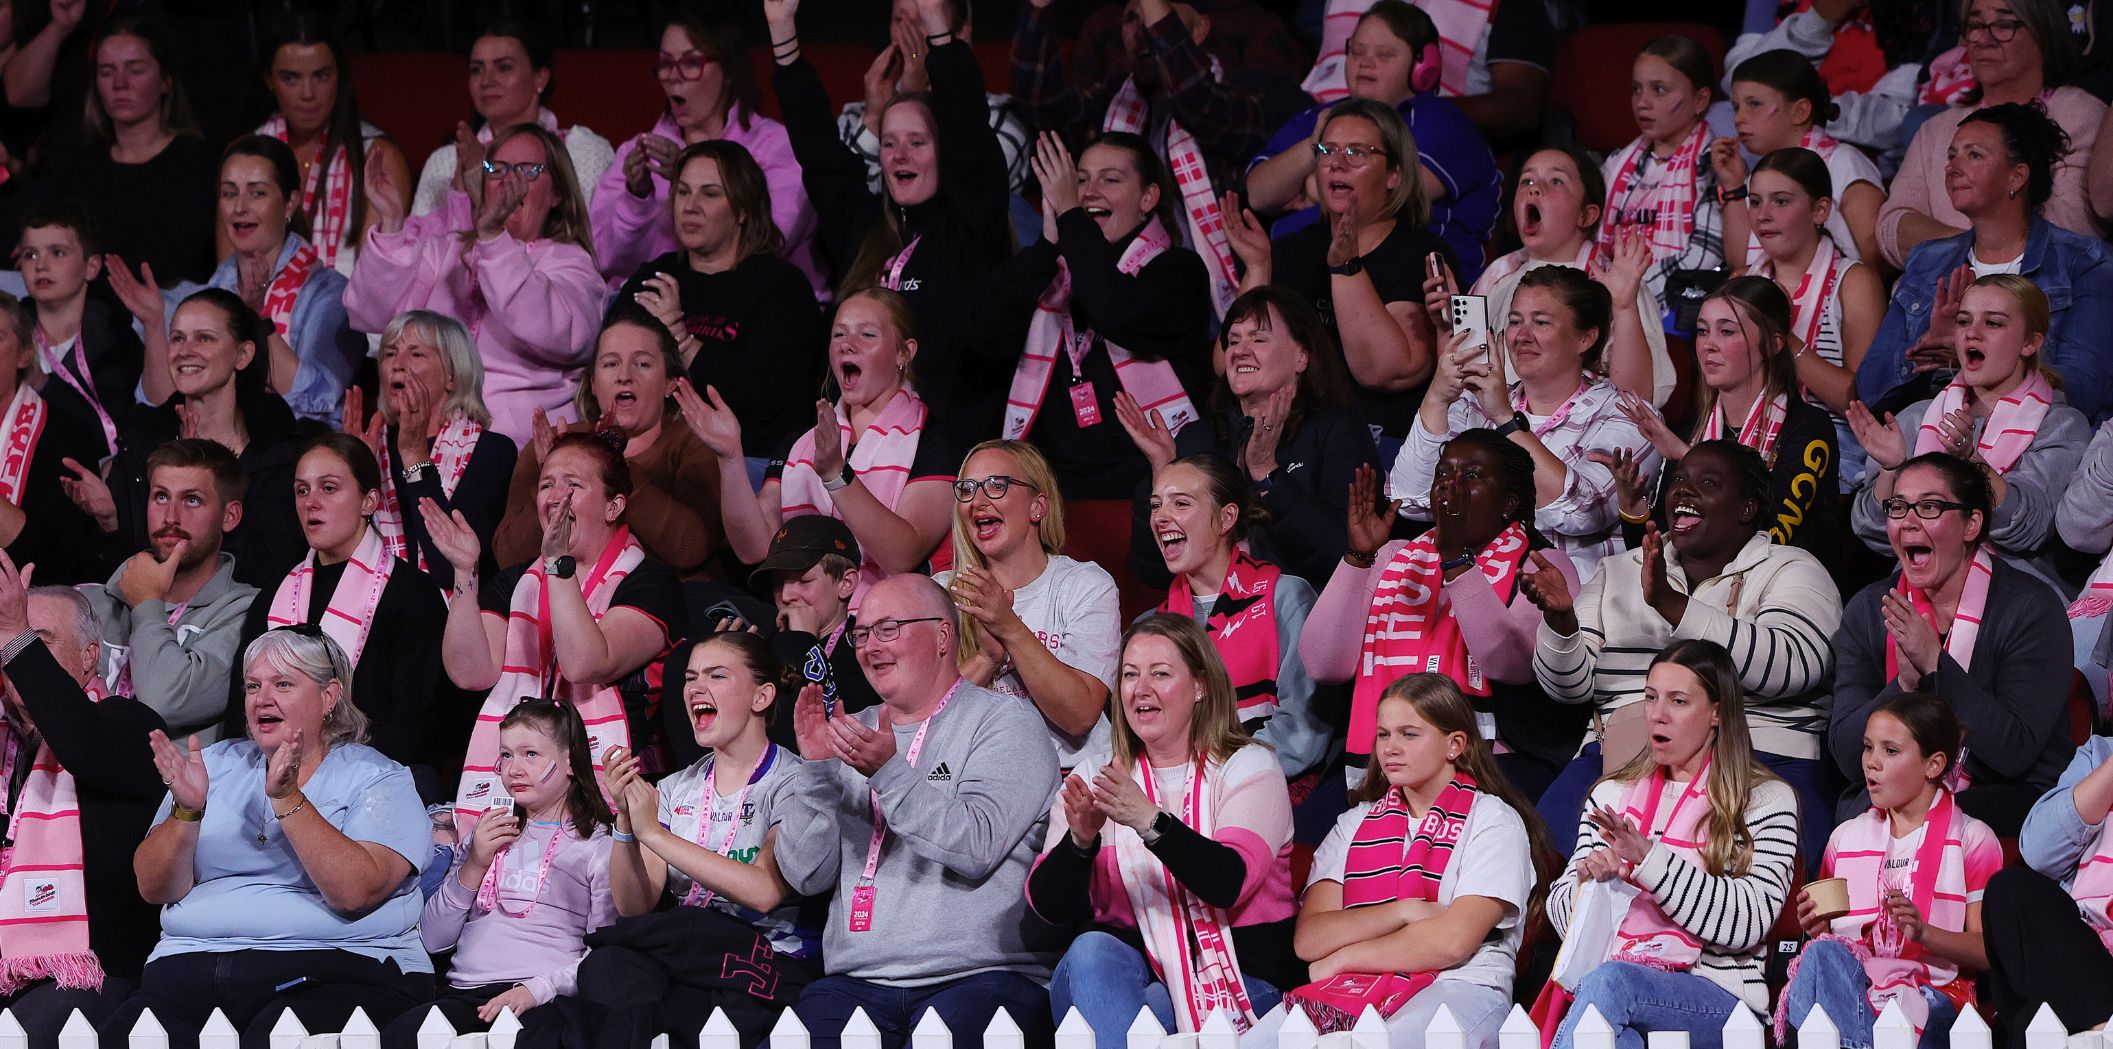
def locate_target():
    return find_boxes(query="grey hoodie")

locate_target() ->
[79,551,258,742]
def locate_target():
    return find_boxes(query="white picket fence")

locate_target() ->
[2,996,2103,1049]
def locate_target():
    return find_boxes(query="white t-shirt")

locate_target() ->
[1970,251,2024,278]
[936,554,1121,768]
[1309,792,1533,995]
[656,745,810,957]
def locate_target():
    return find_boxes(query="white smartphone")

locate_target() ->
[1450,294,1492,362]
[485,796,516,817]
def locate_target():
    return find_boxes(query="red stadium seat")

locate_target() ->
[1061,498,1165,623]
[1549,24,1727,156]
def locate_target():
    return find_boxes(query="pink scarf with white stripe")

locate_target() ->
[779,389,928,607]
[260,114,356,268]
[1756,237,1849,353]
[1887,549,1994,790]
[1912,372,2053,474]
[265,526,392,666]
[374,414,483,573]
[1113,756,1257,1033]
[1103,75,1237,317]
[0,678,107,994]
[1700,391,1790,466]
[453,527,642,834]
[0,384,47,507]
[1004,217,1198,442]
[1604,757,1712,971]
[1599,126,1708,269]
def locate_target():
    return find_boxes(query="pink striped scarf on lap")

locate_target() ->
[779,389,929,607]
[266,525,393,666]
[1912,371,2053,474]
[1003,217,1199,442]
[453,527,644,834]
[0,677,109,994]
[1114,756,1257,1033]
[1605,756,1713,972]
[1103,75,1237,317]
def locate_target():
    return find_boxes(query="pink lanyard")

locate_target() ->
[1512,379,1590,437]
[475,819,568,918]
[35,328,116,455]
[684,744,780,908]
[881,236,923,291]
[857,681,962,885]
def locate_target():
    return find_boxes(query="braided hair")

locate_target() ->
[1443,428,1551,550]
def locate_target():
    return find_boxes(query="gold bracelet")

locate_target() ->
[169,803,204,823]
[273,795,308,822]
[1618,507,1651,525]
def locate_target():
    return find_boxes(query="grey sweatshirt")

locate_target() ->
[774,679,1063,986]
[79,551,259,742]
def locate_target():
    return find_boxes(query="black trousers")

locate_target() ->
[379,982,563,1049]
[97,950,434,1049]
[2,976,137,1049]
[1982,866,2113,1049]
[563,908,816,1049]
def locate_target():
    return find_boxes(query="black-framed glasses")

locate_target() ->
[1962,18,2024,42]
[654,54,713,80]
[848,617,943,646]
[953,475,1039,503]
[1312,142,1388,166]
[481,159,547,180]
[1881,497,1973,520]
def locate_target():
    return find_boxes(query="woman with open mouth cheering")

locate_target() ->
[1849,274,2087,596]
[1529,440,1842,866]
[1829,452,2074,835]
[1302,431,1583,801]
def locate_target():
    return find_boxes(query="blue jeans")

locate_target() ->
[2073,613,2110,719]
[1780,940,1957,1049]
[1552,961,1744,1049]
[1049,931,1283,1049]
[794,971,1051,1049]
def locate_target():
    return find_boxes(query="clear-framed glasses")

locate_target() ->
[481,159,547,180]
[1880,497,1973,520]
[953,475,1039,503]
[1312,142,1388,166]
[848,617,944,646]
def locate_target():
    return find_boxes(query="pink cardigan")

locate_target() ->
[1299,539,1579,686]
[588,109,826,297]
[345,226,604,445]
[1876,86,2106,267]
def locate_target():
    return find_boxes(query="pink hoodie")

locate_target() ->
[344,226,603,445]
[589,109,826,297]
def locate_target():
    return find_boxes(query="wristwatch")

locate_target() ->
[1491,412,1529,439]
[1139,810,1175,846]
[1441,552,1475,573]
[1327,255,1366,277]
[543,555,577,579]
[1717,185,1749,205]
[821,463,856,492]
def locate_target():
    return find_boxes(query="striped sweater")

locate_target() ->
[1548,775,1800,1015]
[1533,532,1841,759]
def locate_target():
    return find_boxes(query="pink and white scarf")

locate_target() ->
[374,413,483,573]
[454,527,644,834]
[1103,76,1237,317]
[1351,523,1529,755]
[265,525,392,666]
[1604,756,1713,971]
[779,389,929,608]
[1776,791,1991,1039]
[260,114,356,268]
[1599,125,1709,267]
[1115,756,1257,1033]
[1912,371,2053,475]
[1004,217,1199,441]
[1754,236,1849,353]
[260,241,323,339]
[1700,391,1790,466]
[0,384,48,507]
[1887,548,1994,790]
[0,678,108,995]
[1302,0,1492,102]
[1283,775,1479,1031]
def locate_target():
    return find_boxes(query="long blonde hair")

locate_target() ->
[1109,615,1254,770]
[1601,639,1782,877]
[950,440,1065,669]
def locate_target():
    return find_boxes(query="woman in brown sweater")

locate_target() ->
[493,303,723,577]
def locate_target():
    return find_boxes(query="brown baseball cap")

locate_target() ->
[749,515,863,587]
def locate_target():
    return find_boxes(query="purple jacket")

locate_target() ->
[589,109,826,297]
[344,227,603,445]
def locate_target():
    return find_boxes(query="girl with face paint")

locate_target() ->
[392,700,616,1043]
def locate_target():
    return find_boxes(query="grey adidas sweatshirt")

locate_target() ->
[79,551,258,742]
[775,680,1063,986]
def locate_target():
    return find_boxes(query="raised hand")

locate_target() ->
[365,146,405,233]
[0,552,31,639]
[1707,137,1747,192]
[1089,763,1158,832]
[1639,522,1686,625]
[1061,774,1106,847]
[826,709,897,776]
[1599,227,1653,307]
[264,728,306,801]
[763,0,804,43]
[1931,406,1976,461]
[672,381,746,461]
[1325,204,1360,269]
[633,271,688,343]
[1617,391,1688,460]
[890,14,931,91]
[1518,550,1578,633]
[418,497,483,580]
[1113,390,1176,472]
[811,399,847,479]
[49,0,86,33]
[530,407,558,464]
[540,502,576,561]
[1910,265,1974,373]
[1845,401,1908,472]
[473,171,528,241]
[1220,192,1271,284]
[148,730,208,811]
[1586,446,1652,523]
[860,45,904,133]
[1243,387,1293,481]
[1346,463,1399,560]
[451,122,488,204]
[1587,802,1651,865]
[947,565,1020,635]
[1031,132,1081,218]
[58,458,117,531]
[104,255,166,329]
[1420,252,1460,330]
[791,684,833,760]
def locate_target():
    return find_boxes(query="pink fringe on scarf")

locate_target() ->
[1771,935,1873,1043]
[0,951,105,996]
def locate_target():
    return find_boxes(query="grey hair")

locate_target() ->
[380,310,492,428]
[241,629,368,746]
[30,586,99,652]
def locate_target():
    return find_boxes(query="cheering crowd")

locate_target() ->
[0,1,2109,1049]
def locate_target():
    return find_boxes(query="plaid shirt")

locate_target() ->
[1011,3,1279,182]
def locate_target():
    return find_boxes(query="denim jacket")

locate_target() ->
[1858,217,2113,424]
[203,234,361,425]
